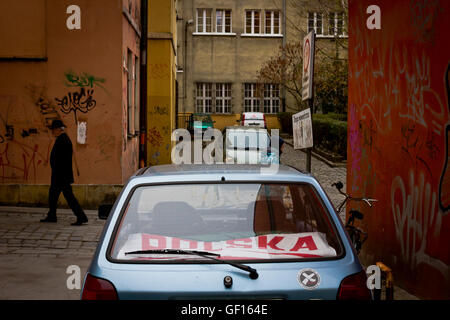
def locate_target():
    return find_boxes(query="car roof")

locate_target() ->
[135,164,307,179]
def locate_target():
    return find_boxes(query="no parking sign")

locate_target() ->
[302,31,315,101]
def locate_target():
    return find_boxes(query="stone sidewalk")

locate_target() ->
[280,140,348,221]
[0,207,105,299]
[0,207,105,258]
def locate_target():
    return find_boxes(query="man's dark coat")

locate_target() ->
[50,132,74,185]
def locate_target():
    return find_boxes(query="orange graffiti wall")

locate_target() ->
[0,0,141,186]
[348,0,450,299]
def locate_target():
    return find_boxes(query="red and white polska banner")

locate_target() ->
[118,232,337,260]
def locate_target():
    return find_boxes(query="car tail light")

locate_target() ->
[263,114,267,128]
[81,274,118,300]
[337,271,372,300]
[241,113,245,125]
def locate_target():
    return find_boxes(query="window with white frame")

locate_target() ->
[263,84,280,114]
[196,83,213,113]
[265,10,280,35]
[244,83,260,112]
[216,9,232,33]
[245,10,261,34]
[329,12,344,36]
[196,9,212,33]
[215,83,232,113]
[307,12,323,35]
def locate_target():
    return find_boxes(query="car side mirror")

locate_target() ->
[98,204,113,220]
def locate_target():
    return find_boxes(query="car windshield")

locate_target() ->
[226,130,270,149]
[110,183,342,262]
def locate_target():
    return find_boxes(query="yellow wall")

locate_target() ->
[148,0,172,33]
[147,0,176,166]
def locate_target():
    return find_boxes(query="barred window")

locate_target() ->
[263,84,280,114]
[215,83,232,114]
[329,12,344,36]
[244,83,260,112]
[307,12,323,35]
[196,83,212,113]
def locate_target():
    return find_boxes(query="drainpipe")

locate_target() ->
[184,19,194,114]
[281,0,286,112]
[139,0,148,167]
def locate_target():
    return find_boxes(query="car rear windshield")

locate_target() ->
[110,183,342,262]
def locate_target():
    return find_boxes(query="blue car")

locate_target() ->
[81,164,371,300]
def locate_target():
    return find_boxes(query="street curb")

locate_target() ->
[284,139,347,168]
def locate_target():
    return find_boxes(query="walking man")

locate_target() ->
[40,120,88,226]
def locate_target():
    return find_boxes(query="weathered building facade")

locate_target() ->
[0,0,141,207]
[176,0,348,130]
[176,0,285,130]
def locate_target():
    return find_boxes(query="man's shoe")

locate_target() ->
[40,216,57,223]
[71,216,88,226]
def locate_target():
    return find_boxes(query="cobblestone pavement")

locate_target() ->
[281,140,347,221]
[0,207,105,258]
[0,207,105,299]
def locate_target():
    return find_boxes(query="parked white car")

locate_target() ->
[240,112,266,128]
[223,126,279,164]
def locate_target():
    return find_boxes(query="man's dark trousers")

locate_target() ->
[47,183,86,220]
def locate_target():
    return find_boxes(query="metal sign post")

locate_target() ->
[301,31,315,173]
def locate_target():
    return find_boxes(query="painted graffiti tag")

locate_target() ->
[438,63,450,212]
[149,105,169,115]
[26,85,61,128]
[391,171,447,281]
[0,141,50,182]
[64,71,106,90]
[0,95,16,140]
[55,88,96,123]
[410,0,441,44]
[147,127,163,147]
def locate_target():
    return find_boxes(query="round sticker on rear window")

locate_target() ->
[297,268,321,290]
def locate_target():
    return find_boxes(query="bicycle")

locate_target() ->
[332,181,378,254]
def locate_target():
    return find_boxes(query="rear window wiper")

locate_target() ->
[125,249,259,279]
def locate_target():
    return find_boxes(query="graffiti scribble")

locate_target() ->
[147,127,163,147]
[64,71,106,90]
[26,85,61,128]
[55,88,97,123]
